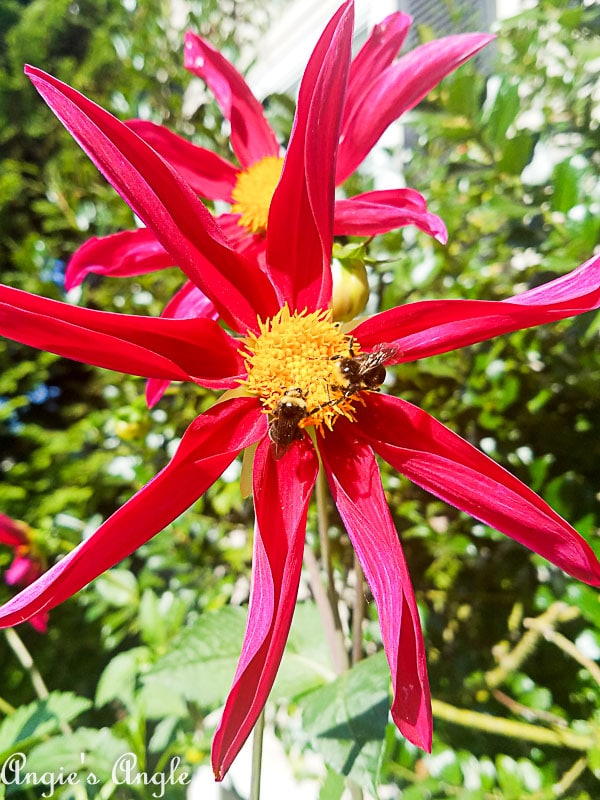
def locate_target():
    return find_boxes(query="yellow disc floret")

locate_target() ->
[240,305,362,434]
[231,155,284,234]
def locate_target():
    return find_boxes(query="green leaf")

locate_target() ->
[319,767,345,800]
[0,693,91,760]
[483,78,520,149]
[272,601,336,702]
[143,606,246,709]
[25,727,133,786]
[95,646,149,712]
[498,132,535,175]
[300,651,390,796]
[552,158,580,212]
[93,568,139,608]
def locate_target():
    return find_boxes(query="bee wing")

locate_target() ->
[372,342,402,363]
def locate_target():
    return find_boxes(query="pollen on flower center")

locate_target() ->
[231,155,284,234]
[240,305,362,435]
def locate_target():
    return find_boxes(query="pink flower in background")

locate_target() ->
[0,0,599,782]
[0,514,48,633]
[64,10,492,322]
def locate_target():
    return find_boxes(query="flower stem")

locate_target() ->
[484,601,579,689]
[431,698,593,750]
[312,465,349,674]
[4,628,72,735]
[523,615,600,685]
[249,707,265,800]
[351,551,364,666]
[0,693,15,715]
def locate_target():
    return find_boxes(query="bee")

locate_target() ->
[268,388,309,460]
[334,341,400,397]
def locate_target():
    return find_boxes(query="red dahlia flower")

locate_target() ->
[64,10,492,320]
[0,0,599,781]
[0,515,48,633]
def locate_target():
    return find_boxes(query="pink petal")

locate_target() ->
[65,228,173,290]
[212,434,318,780]
[25,66,278,333]
[352,254,600,361]
[336,33,495,184]
[5,555,38,586]
[28,611,49,634]
[0,284,244,388]
[267,0,353,310]
[334,188,447,242]
[319,427,432,750]
[358,394,600,587]
[0,515,26,548]
[145,281,219,407]
[343,12,411,129]
[0,397,265,628]
[216,213,267,259]
[126,119,238,200]
[183,32,279,168]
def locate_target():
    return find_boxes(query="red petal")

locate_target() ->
[267,0,353,311]
[160,280,219,321]
[0,284,244,388]
[343,12,411,128]
[126,119,238,200]
[28,612,49,634]
[145,281,220,406]
[336,33,495,183]
[334,188,447,242]
[65,228,173,290]
[183,32,279,167]
[359,394,600,587]
[0,515,27,548]
[319,428,432,750]
[0,397,265,627]
[212,434,318,780]
[352,254,600,360]
[25,66,278,332]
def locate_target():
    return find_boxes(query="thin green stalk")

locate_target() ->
[314,465,349,674]
[351,551,364,666]
[432,698,593,750]
[524,616,600,685]
[484,602,579,689]
[250,708,266,800]
[0,694,15,715]
[4,628,72,735]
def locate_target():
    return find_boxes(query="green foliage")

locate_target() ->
[1,0,600,798]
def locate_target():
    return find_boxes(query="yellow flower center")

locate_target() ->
[231,155,284,234]
[241,305,363,437]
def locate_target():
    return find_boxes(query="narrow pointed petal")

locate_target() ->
[65,228,173,290]
[0,397,265,628]
[216,213,268,260]
[343,12,411,128]
[319,428,432,750]
[25,66,278,332]
[352,254,600,361]
[145,281,220,406]
[267,0,353,310]
[359,394,600,586]
[334,188,447,242]
[183,31,279,167]
[0,284,244,388]
[126,119,238,199]
[336,33,495,183]
[212,435,318,780]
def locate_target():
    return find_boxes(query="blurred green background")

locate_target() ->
[0,0,599,797]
